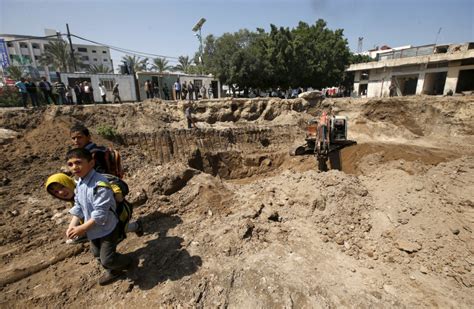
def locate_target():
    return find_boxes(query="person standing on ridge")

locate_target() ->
[39,76,55,104]
[112,83,122,103]
[99,83,107,104]
[15,77,29,108]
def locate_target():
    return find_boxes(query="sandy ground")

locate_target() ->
[0,95,473,308]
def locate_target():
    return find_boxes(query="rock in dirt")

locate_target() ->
[396,239,422,253]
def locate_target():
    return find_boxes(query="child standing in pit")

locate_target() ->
[65,148,133,285]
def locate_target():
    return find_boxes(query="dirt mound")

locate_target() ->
[0,96,473,307]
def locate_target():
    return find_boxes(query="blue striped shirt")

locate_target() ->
[69,169,118,240]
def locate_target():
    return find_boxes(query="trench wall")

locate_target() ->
[122,125,298,165]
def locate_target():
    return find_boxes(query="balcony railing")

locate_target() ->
[377,45,435,61]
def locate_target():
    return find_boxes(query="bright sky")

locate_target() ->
[1,0,473,70]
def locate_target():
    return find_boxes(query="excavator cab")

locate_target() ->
[330,116,348,143]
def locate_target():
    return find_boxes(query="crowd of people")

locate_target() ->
[142,79,213,101]
[14,76,123,108]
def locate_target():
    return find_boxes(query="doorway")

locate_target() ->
[423,72,447,95]
[456,69,474,93]
[395,75,418,95]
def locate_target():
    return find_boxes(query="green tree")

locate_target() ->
[151,57,172,72]
[174,56,193,74]
[88,64,113,74]
[121,55,148,73]
[5,65,24,80]
[291,19,350,89]
[265,25,296,89]
[202,19,352,93]
[39,39,83,72]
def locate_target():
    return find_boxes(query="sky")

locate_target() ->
[1,0,473,71]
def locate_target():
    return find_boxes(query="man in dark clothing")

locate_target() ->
[185,103,197,129]
[55,81,67,105]
[25,78,40,107]
[74,82,82,105]
[188,82,194,101]
[39,77,56,104]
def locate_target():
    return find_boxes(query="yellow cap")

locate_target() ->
[45,173,76,195]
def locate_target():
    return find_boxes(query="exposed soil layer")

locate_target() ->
[0,96,473,308]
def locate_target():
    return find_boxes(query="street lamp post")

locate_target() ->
[192,18,206,74]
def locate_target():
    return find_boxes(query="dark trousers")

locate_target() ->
[29,92,39,107]
[75,93,82,105]
[102,95,107,103]
[42,90,55,104]
[90,225,131,272]
[146,91,153,99]
[67,95,73,104]
[58,92,66,105]
[113,94,122,103]
[20,92,28,108]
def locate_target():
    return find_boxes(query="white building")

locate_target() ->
[59,72,137,102]
[347,42,474,97]
[0,29,113,81]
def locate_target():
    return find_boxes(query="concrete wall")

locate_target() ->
[60,73,137,102]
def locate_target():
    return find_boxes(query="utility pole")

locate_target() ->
[66,23,77,72]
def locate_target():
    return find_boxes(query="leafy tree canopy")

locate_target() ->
[202,19,357,91]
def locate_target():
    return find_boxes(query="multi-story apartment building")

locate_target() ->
[0,29,113,81]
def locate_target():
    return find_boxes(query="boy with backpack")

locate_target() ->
[45,172,143,244]
[70,124,123,178]
[65,147,134,285]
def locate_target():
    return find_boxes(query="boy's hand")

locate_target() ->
[67,225,87,239]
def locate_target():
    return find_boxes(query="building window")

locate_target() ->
[34,55,40,60]
[7,42,13,47]
[19,42,28,48]
[32,43,40,49]
[102,51,107,54]
[99,79,115,91]
[194,79,203,89]
[78,47,88,52]
[103,59,108,62]
[82,55,89,61]
[92,50,97,53]
[434,45,448,54]
[360,70,369,80]
[93,58,98,61]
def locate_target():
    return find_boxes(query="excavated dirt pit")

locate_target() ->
[0,96,473,308]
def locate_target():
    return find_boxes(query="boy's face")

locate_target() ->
[70,131,91,148]
[67,156,95,178]
[48,183,74,200]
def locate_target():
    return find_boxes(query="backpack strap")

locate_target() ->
[94,181,116,212]
[95,181,112,192]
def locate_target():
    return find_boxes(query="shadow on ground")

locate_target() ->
[127,210,202,290]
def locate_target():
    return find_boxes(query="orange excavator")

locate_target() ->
[290,114,357,171]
